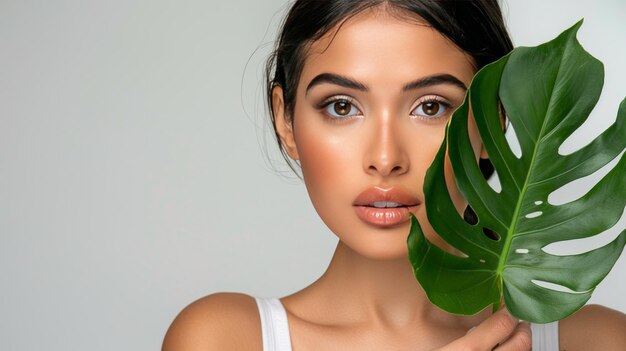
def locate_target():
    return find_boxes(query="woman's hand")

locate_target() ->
[435,308,531,351]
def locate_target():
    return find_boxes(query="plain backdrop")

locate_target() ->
[1,1,625,350]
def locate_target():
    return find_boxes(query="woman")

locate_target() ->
[163,1,626,350]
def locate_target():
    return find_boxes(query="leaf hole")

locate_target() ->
[486,166,502,193]
[531,279,582,294]
[505,118,522,159]
[478,157,502,193]
[557,103,613,156]
[542,206,626,256]
[534,200,543,206]
[483,227,500,241]
[479,259,486,263]
[515,248,529,254]
[548,150,623,206]
[525,211,543,219]
[463,205,478,225]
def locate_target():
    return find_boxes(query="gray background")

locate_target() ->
[1,1,624,350]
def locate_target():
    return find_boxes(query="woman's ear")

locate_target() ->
[272,85,299,160]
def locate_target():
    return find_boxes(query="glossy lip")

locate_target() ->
[353,186,421,227]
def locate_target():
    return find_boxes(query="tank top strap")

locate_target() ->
[255,297,293,351]
[531,321,560,351]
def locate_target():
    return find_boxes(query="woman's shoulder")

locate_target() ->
[162,292,262,351]
[559,304,626,350]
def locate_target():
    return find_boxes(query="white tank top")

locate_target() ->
[255,297,559,351]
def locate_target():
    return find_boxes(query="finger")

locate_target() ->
[494,321,532,351]
[459,308,520,349]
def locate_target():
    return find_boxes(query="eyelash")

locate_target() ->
[317,95,363,122]
[316,94,454,123]
[410,95,453,123]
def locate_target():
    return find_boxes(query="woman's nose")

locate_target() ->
[363,115,410,177]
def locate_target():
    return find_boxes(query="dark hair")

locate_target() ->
[265,0,513,178]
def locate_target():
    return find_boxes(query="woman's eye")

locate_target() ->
[412,100,449,119]
[324,100,361,118]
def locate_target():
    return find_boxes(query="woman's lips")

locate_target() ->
[353,187,421,227]
[354,206,419,227]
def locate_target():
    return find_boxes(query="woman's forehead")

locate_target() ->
[298,9,476,93]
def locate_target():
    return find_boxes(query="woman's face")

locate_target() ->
[274,9,485,260]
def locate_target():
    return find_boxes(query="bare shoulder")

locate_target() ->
[162,292,262,351]
[559,304,626,351]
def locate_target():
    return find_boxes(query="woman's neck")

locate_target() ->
[284,241,486,330]
[324,241,428,325]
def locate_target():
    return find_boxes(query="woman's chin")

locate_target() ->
[334,224,414,261]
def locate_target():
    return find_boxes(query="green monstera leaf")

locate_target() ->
[407,21,626,323]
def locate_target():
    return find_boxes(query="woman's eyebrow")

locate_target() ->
[304,72,467,96]
[402,74,467,91]
[305,73,368,95]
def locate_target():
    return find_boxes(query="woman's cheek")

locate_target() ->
[295,120,360,223]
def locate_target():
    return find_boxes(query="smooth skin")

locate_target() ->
[163,7,626,351]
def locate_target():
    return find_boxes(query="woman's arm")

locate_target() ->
[161,293,262,351]
[560,304,626,351]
